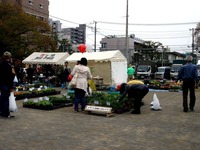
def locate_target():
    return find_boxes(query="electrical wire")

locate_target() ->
[18,3,198,51]
[98,28,191,33]
[96,20,199,26]
[142,36,191,39]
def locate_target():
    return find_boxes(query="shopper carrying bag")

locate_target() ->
[68,73,78,88]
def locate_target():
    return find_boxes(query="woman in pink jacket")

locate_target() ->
[70,57,92,112]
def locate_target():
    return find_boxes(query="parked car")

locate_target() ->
[197,60,200,81]
[136,61,156,79]
[155,66,171,80]
[170,64,182,80]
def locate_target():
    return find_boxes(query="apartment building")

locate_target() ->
[0,0,49,21]
[61,24,86,45]
[49,19,62,33]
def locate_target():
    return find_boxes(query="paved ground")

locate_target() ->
[0,87,200,150]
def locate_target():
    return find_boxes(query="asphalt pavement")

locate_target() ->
[0,87,200,150]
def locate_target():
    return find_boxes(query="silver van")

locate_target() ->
[155,66,171,80]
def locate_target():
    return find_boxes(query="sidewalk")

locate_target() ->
[0,88,200,150]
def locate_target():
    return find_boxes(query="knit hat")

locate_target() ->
[3,51,12,59]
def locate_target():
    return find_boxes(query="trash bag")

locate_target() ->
[13,75,18,83]
[9,92,18,112]
[151,93,162,110]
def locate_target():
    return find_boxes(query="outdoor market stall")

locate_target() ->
[65,50,127,86]
[22,52,70,86]
[22,52,69,65]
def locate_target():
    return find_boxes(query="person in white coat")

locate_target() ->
[70,57,92,112]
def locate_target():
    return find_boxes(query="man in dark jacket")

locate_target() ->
[14,63,23,84]
[26,65,34,84]
[0,51,14,118]
[62,61,71,89]
[119,80,149,114]
[176,55,198,112]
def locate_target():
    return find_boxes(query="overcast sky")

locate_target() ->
[49,0,200,53]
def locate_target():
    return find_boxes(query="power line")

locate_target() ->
[143,36,191,39]
[93,30,191,40]
[166,44,190,46]
[24,3,196,35]
[20,3,197,31]
[98,28,191,33]
[19,4,196,51]
[96,20,199,26]
[49,15,80,25]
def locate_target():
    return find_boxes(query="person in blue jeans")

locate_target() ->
[70,57,92,112]
[0,51,15,118]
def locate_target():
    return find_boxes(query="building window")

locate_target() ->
[39,4,44,9]
[102,43,107,48]
[39,16,44,21]
[28,0,33,5]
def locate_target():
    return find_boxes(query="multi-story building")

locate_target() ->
[61,24,86,45]
[100,35,145,63]
[48,19,86,52]
[100,35,186,65]
[49,19,62,33]
[0,0,49,21]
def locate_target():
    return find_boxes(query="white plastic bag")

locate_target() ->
[13,75,18,83]
[9,92,18,112]
[151,93,162,110]
[86,86,92,97]
[70,74,78,86]
[69,73,78,88]
[89,87,92,95]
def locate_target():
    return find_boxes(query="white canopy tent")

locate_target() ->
[22,52,69,65]
[66,50,127,85]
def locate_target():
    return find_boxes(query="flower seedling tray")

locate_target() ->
[23,103,73,110]
[169,89,181,92]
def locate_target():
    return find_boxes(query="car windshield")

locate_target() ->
[137,65,148,71]
[157,68,165,72]
[171,66,181,72]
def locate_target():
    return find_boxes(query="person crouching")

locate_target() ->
[118,82,149,114]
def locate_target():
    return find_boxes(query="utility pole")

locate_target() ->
[125,0,129,63]
[190,28,195,54]
[94,21,97,52]
[161,46,164,66]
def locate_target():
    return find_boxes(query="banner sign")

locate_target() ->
[32,54,56,60]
